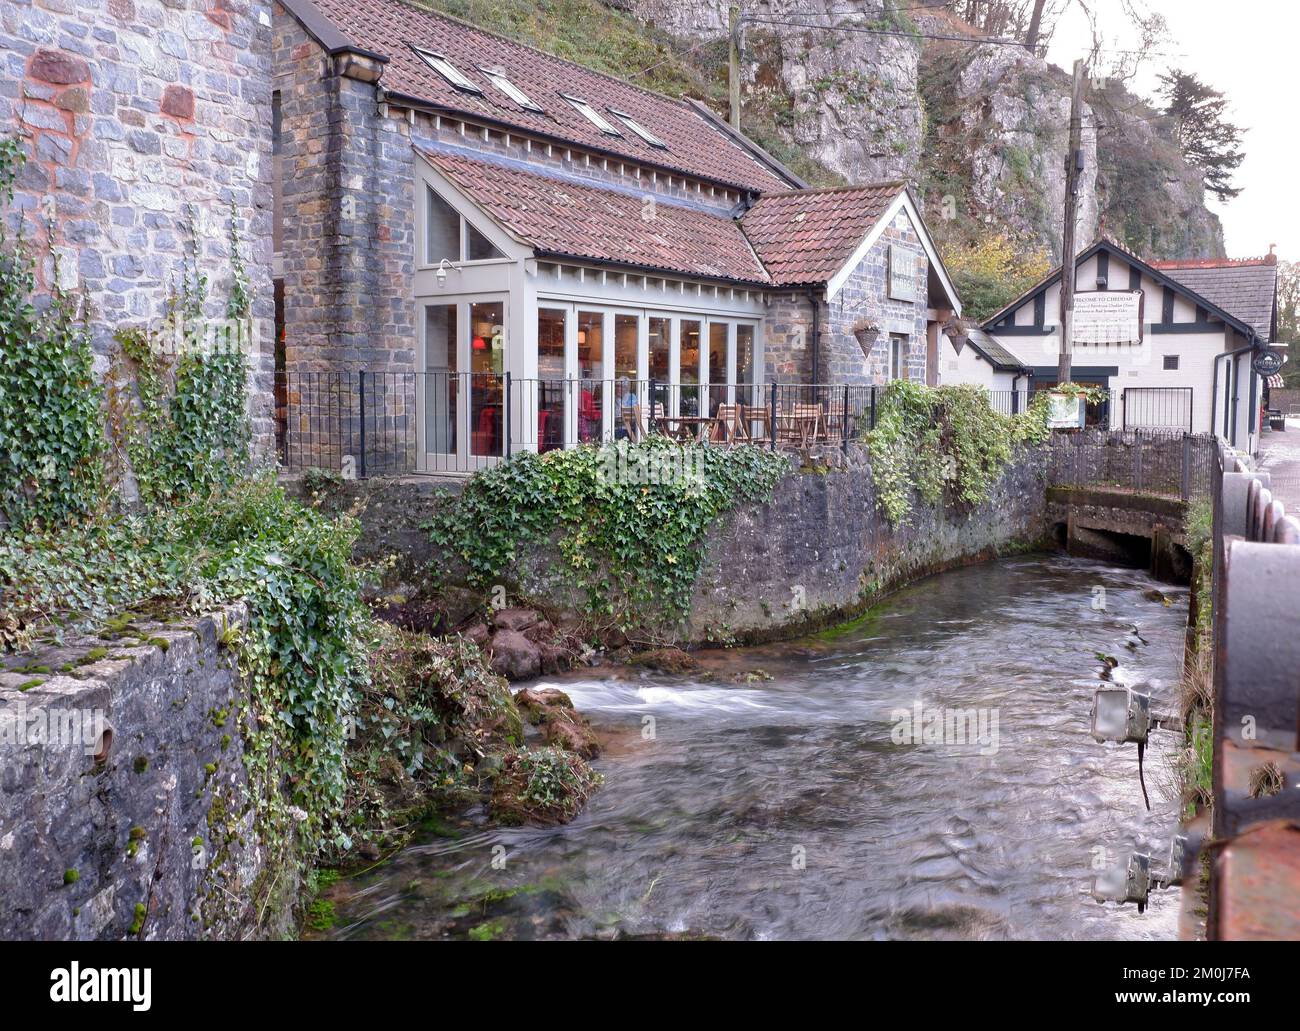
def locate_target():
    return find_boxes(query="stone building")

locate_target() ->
[1,0,276,451]
[272,0,961,472]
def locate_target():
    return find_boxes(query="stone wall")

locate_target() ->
[687,443,1051,642]
[823,207,928,385]
[0,604,296,941]
[1,0,276,453]
[309,443,1054,646]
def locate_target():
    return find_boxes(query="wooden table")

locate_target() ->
[655,415,715,443]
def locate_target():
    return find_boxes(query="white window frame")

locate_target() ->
[609,109,667,149]
[411,46,481,94]
[561,93,623,136]
[480,68,543,112]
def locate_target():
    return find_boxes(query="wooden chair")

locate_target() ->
[742,404,771,444]
[712,403,749,445]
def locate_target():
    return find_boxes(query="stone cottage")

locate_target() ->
[272,0,962,472]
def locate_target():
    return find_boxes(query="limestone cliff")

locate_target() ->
[616,0,1225,262]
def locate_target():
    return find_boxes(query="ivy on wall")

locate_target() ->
[864,381,1054,526]
[0,138,105,529]
[428,438,790,633]
[0,131,369,921]
[110,204,251,505]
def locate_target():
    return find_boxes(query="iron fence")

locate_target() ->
[1045,427,1217,500]
[1122,386,1194,433]
[278,372,1154,479]
[276,371,895,476]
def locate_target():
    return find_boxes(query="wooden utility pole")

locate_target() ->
[728,5,741,129]
[1058,58,1086,385]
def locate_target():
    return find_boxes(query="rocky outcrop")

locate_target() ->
[626,0,922,183]
[618,0,1225,261]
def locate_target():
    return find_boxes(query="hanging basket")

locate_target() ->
[851,318,880,358]
[943,316,973,352]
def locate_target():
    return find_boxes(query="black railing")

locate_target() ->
[1122,386,1194,433]
[276,371,893,476]
[276,372,1110,478]
[1045,428,1217,500]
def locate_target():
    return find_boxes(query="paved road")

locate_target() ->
[1256,419,1300,511]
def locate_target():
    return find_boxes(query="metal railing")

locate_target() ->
[1045,428,1217,500]
[277,371,1146,478]
[1122,386,1194,433]
[276,371,891,476]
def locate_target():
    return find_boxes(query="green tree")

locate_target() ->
[1157,68,1246,202]
[1278,259,1300,387]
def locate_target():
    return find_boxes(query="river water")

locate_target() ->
[327,553,1188,941]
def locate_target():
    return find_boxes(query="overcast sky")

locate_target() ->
[1044,0,1293,260]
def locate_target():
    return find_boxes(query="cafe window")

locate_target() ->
[469,301,504,457]
[679,320,701,416]
[578,311,604,443]
[736,324,754,397]
[708,322,727,414]
[537,308,566,451]
[424,303,457,455]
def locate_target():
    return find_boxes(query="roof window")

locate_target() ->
[412,46,481,94]
[610,109,667,148]
[561,93,622,136]
[480,68,543,112]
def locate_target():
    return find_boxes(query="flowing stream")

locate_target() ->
[326,553,1188,941]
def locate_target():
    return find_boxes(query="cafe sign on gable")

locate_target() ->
[888,244,917,302]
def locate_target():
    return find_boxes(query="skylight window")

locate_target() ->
[411,46,481,94]
[561,94,622,136]
[480,68,543,112]
[610,109,667,149]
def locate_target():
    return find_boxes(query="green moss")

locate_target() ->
[467,919,506,941]
[146,636,169,652]
[305,898,336,932]
[133,755,149,774]
[62,868,79,885]
[129,902,146,935]
[17,678,41,691]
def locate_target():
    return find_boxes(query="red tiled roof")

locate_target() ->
[300,0,793,195]
[740,183,905,286]
[419,148,770,284]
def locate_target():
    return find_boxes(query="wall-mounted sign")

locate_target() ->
[888,244,917,302]
[1252,348,1283,376]
[1073,290,1144,345]
[1046,392,1085,429]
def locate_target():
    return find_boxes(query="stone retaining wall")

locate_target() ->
[687,444,1051,642]
[0,604,294,941]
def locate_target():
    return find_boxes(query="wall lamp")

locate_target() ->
[1091,836,1187,912]
[435,258,462,288]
